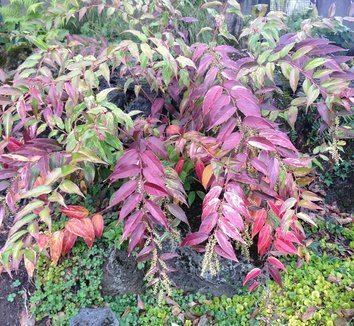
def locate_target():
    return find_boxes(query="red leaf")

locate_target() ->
[274,238,298,255]
[202,86,223,115]
[81,218,95,247]
[50,231,64,265]
[252,209,267,238]
[195,160,205,182]
[166,125,182,136]
[65,218,88,239]
[119,194,142,221]
[267,256,286,271]
[109,180,137,208]
[243,267,262,286]
[36,233,51,251]
[215,230,237,261]
[181,232,209,247]
[175,158,184,175]
[7,137,23,152]
[258,224,272,256]
[62,230,77,255]
[61,205,89,219]
[91,214,104,238]
[145,200,169,229]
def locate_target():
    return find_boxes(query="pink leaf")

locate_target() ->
[203,186,222,204]
[128,222,146,253]
[222,132,242,151]
[208,105,236,129]
[231,85,260,117]
[141,150,165,174]
[181,232,209,246]
[202,86,223,115]
[269,265,282,285]
[151,98,165,117]
[248,137,276,151]
[215,229,237,261]
[222,204,244,231]
[274,238,298,255]
[145,200,169,229]
[166,204,189,224]
[109,180,137,208]
[267,256,286,271]
[146,137,168,158]
[144,183,169,197]
[199,213,218,234]
[243,116,274,129]
[119,194,142,221]
[249,280,260,292]
[243,268,262,286]
[110,164,140,181]
[268,157,279,189]
[218,217,246,244]
[121,211,143,241]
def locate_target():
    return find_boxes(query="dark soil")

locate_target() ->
[0,217,34,326]
[0,267,33,326]
[99,68,154,117]
[325,174,354,213]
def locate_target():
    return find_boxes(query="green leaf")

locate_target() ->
[122,30,148,43]
[304,58,327,71]
[291,45,313,60]
[20,186,52,199]
[289,68,299,93]
[176,56,196,69]
[306,85,320,107]
[59,180,85,197]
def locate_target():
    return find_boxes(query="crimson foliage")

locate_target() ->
[0,1,352,293]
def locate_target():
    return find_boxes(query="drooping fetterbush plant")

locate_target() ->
[0,0,353,294]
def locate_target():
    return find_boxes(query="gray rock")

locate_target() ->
[169,246,254,297]
[69,308,119,326]
[101,249,144,296]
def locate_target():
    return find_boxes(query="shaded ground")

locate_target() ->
[325,173,354,213]
[0,218,34,326]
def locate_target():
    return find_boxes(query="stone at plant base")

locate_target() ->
[169,246,254,297]
[69,308,119,326]
[101,249,144,296]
